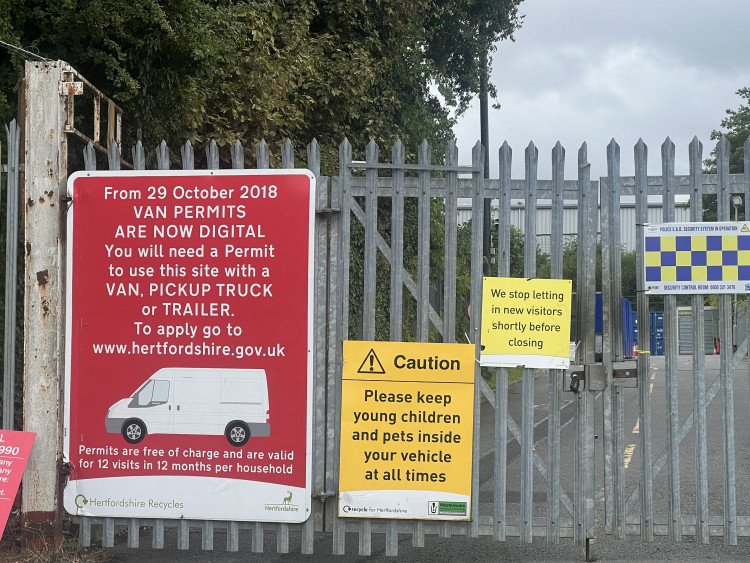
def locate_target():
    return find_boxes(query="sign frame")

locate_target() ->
[0,430,35,539]
[63,169,315,522]
[339,340,475,520]
[480,277,572,369]
[644,221,750,294]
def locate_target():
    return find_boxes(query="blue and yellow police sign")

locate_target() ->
[644,222,750,294]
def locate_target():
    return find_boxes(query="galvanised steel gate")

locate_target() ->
[63,136,602,554]
[7,59,750,556]
[600,137,750,543]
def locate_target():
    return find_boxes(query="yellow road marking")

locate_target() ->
[624,444,636,468]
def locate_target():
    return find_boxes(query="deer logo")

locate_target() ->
[282,490,293,504]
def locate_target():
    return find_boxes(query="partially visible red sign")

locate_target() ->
[0,430,36,539]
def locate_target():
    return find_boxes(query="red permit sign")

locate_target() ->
[63,170,314,522]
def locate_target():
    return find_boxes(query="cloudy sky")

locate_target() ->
[451,0,750,180]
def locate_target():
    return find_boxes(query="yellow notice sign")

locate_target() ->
[339,341,475,520]
[480,277,572,369]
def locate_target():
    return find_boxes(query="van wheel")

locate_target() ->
[123,419,146,444]
[226,422,250,447]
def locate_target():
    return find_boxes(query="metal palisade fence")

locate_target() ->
[6,60,750,555]
[3,119,21,433]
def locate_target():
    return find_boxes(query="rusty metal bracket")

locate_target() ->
[316,207,340,216]
[612,360,638,388]
[59,61,131,169]
[58,80,83,96]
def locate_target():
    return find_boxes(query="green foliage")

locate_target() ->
[701,86,750,220]
[1,0,522,167]
[348,213,535,346]
[454,223,537,340]
[705,86,750,174]
[620,249,636,302]
[426,0,524,113]
[557,238,600,293]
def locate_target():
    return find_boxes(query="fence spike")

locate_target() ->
[231,140,244,169]
[132,141,145,170]
[157,140,170,170]
[578,141,588,166]
[181,140,195,170]
[107,141,121,171]
[256,139,270,169]
[306,139,320,178]
[206,139,219,169]
[282,139,294,169]
[83,141,96,171]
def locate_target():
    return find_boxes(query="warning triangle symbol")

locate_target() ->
[357,348,386,375]
[742,224,749,232]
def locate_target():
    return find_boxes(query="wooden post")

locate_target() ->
[22,60,66,549]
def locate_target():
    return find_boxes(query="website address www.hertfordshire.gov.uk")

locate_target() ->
[92,341,285,359]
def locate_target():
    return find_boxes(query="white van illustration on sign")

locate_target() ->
[105,368,270,447]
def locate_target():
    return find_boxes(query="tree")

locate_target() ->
[1,0,523,169]
[701,86,750,221]
[706,86,750,174]
[453,223,540,341]
[426,0,524,114]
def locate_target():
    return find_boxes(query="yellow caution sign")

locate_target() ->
[480,277,572,369]
[339,341,475,520]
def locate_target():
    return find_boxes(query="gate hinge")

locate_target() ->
[316,207,340,216]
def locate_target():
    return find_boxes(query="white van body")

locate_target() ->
[105,368,270,446]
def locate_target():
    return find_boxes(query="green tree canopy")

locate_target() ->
[1,0,523,168]
[426,0,523,113]
[702,86,750,220]
[706,86,750,174]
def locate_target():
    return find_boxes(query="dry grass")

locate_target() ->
[0,513,112,563]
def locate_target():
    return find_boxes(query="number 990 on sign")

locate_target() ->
[0,446,20,456]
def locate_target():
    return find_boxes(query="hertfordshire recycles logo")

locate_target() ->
[265,490,300,513]
[75,494,88,509]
